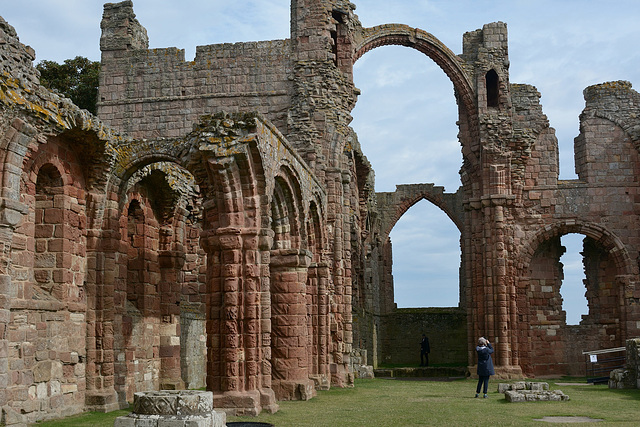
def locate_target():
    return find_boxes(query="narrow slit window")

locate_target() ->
[486,69,499,108]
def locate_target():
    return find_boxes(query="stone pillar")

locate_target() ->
[270,248,315,400]
[158,250,186,390]
[202,226,277,415]
[85,200,123,411]
[0,198,28,415]
[306,262,331,390]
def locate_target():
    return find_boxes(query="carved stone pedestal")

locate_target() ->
[114,390,226,427]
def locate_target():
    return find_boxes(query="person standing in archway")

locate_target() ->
[475,337,494,398]
[420,334,430,367]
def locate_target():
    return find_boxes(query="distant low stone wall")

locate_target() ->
[380,308,467,366]
[609,338,640,389]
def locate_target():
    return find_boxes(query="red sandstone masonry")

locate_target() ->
[3,0,640,423]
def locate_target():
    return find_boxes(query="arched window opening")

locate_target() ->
[486,69,499,108]
[390,200,460,307]
[36,164,63,195]
[34,164,64,297]
[560,233,588,325]
[127,200,144,247]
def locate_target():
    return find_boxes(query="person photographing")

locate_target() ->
[475,337,494,398]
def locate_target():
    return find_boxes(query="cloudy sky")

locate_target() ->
[4,1,640,323]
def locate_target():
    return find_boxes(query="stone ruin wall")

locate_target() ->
[512,81,640,376]
[380,308,467,367]
[610,337,640,389]
[0,14,107,423]
[99,2,293,141]
[2,0,640,424]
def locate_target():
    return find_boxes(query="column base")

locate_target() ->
[272,378,317,401]
[310,374,331,391]
[85,390,124,412]
[212,388,278,416]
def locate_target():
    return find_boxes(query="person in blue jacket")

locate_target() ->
[475,337,494,398]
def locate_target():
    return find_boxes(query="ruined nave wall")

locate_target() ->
[98,2,293,140]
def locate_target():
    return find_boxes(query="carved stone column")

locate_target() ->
[0,198,28,412]
[158,250,186,390]
[202,226,277,415]
[307,262,331,390]
[270,248,315,400]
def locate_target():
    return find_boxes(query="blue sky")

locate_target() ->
[3,1,640,323]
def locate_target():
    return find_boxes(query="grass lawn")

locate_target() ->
[32,378,640,426]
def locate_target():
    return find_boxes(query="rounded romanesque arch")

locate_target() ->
[353,25,474,114]
[353,25,478,176]
[271,166,305,251]
[513,220,636,376]
[307,196,327,261]
[518,221,635,277]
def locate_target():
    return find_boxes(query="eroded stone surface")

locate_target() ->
[500,382,569,403]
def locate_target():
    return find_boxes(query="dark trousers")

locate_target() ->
[420,351,429,366]
[476,375,490,394]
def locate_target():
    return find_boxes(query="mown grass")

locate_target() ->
[31,409,131,426]
[33,378,640,426]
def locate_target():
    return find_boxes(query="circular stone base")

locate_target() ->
[115,390,226,427]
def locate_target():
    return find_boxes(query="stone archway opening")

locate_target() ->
[351,45,462,193]
[559,233,589,325]
[390,199,460,308]
[525,229,626,376]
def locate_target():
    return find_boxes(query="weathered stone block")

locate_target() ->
[33,360,63,382]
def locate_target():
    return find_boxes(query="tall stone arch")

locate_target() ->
[372,184,464,316]
[352,24,479,180]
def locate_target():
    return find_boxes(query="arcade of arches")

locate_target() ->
[1,0,640,423]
